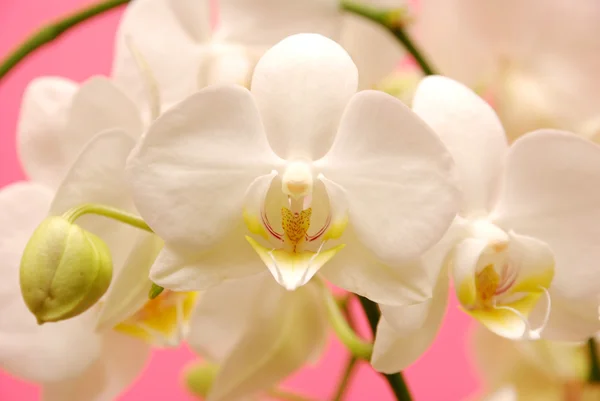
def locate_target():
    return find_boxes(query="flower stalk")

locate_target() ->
[340,1,436,76]
[319,281,373,360]
[358,296,413,401]
[0,0,130,80]
[62,203,153,232]
[588,337,600,383]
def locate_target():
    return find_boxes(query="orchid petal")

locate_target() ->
[66,76,143,139]
[188,273,271,362]
[251,33,358,160]
[318,89,458,263]
[320,229,432,306]
[494,130,600,300]
[413,76,508,216]
[112,0,211,108]
[49,129,138,269]
[0,182,102,382]
[42,332,150,401]
[96,233,163,332]
[506,232,554,295]
[372,269,449,373]
[207,282,327,401]
[149,224,265,291]
[17,77,78,189]
[531,294,600,342]
[246,236,345,291]
[127,85,280,253]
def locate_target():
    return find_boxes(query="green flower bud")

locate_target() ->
[20,216,113,324]
[183,361,219,398]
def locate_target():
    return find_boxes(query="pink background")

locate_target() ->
[0,1,481,400]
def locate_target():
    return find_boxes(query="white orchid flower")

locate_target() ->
[414,0,600,140]
[112,0,406,111]
[0,74,194,399]
[473,327,599,401]
[184,273,328,401]
[126,33,458,303]
[372,76,600,374]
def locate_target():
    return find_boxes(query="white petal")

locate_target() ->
[149,224,265,291]
[127,85,280,252]
[317,89,458,263]
[412,76,508,216]
[49,129,138,269]
[17,77,79,189]
[494,130,600,300]
[66,76,143,139]
[42,332,150,401]
[372,269,449,373]
[96,233,163,331]
[0,182,103,382]
[506,232,554,295]
[532,293,600,341]
[207,282,327,401]
[215,0,341,44]
[320,229,432,306]
[251,33,358,160]
[187,273,271,362]
[471,326,522,388]
[340,13,405,90]
[112,0,211,108]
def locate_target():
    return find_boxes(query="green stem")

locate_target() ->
[332,357,358,401]
[341,1,436,76]
[358,296,413,401]
[0,0,130,80]
[62,203,153,233]
[587,337,600,383]
[319,284,373,360]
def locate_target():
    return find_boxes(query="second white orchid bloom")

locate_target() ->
[413,76,600,341]
[127,33,458,303]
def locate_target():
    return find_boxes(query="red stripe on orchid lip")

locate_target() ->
[261,206,283,241]
[307,213,331,242]
[495,263,518,295]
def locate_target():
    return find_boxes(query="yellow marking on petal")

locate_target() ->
[242,208,269,240]
[510,264,555,295]
[456,271,478,308]
[282,207,311,247]
[323,214,348,241]
[476,264,500,306]
[246,236,344,290]
[464,292,541,338]
[114,290,198,346]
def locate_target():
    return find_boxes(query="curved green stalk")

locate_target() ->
[62,203,153,232]
[341,1,436,76]
[0,0,130,80]
[318,280,373,360]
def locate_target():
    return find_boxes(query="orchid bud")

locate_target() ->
[20,216,113,324]
[183,361,219,398]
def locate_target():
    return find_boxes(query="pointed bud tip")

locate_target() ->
[20,216,113,323]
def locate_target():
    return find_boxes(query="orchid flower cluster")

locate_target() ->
[1,0,600,400]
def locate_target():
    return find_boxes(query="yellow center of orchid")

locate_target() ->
[114,290,198,347]
[476,264,500,307]
[243,161,346,290]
